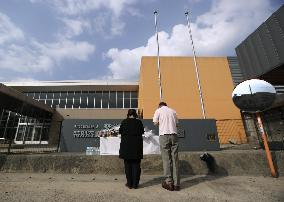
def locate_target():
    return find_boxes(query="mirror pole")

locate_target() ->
[256,112,277,177]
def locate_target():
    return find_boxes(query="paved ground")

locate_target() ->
[0,173,283,202]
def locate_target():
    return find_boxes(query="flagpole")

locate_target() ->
[185,11,206,119]
[154,10,163,102]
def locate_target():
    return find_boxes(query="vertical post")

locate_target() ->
[185,11,206,119]
[154,10,163,102]
[6,111,11,154]
[22,115,28,145]
[256,112,277,177]
[3,111,10,143]
[39,118,44,145]
[57,121,63,152]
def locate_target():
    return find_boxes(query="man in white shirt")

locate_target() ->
[153,102,180,191]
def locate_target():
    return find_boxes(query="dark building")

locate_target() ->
[235,4,284,149]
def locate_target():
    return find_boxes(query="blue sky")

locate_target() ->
[0,0,283,82]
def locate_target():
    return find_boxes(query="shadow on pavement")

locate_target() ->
[140,152,229,189]
[139,176,164,188]
[180,174,227,189]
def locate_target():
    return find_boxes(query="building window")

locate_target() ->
[24,90,138,109]
[0,109,51,144]
[124,91,130,108]
[73,99,80,108]
[130,91,138,108]
[67,91,74,99]
[102,91,109,108]
[27,92,35,98]
[117,91,123,108]
[53,92,60,99]
[80,98,87,109]
[80,91,88,109]
[66,99,73,108]
[73,91,81,109]
[109,91,117,108]
[87,91,95,108]
[52,99,59,108]
[40,92,47,99]
[46,92,53,99]
[46,100,52,107]
[59,99,66,108]
[95,91,102,108]
[61,91,67,99]
[34,92,40,100]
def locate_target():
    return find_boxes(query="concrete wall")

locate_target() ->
[138,57,247,144]
[48,111,63,146]
[0,151,283,176]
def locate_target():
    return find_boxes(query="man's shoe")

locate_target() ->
[174,185,180,191]
[162,181,174,191]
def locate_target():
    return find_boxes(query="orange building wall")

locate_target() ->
[138,56,247,144]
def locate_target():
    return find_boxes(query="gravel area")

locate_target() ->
[0,173,283,202]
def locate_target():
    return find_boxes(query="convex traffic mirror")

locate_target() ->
[232,79,276,113]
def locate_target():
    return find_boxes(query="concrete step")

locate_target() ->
[0,150,283,176]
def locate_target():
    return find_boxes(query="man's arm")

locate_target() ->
[153,110,159,126]
[174,111,179,127]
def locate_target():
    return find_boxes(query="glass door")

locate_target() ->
[14,123,49,144]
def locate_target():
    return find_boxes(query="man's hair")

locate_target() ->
[127,109,138,118]
[158,102,167,107]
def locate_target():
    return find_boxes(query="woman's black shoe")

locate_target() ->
[125,183,132,189]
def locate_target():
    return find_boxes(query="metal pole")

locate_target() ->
[185,11,206,119]
[256,112,277,177]
[154,10,163,102]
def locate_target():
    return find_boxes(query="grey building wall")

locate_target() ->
[235,5,284,79]
[227,56,245,87]
[59,119,220,152]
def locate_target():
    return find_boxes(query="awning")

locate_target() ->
[0,83,54,118]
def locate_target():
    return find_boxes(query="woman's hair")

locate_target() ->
[127,109,138,118]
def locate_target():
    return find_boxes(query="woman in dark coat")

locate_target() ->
[119,109,144,189]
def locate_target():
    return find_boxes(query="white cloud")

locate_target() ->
[106,0,273,79]
[60,18,91,38]
[9,77,39,82]
[93,13,108,35]
[39,40,95,62]
[0,39,95,73]
[110,17,126,36]
[0,13,24,44]
[0,12,95,74]
[42,0,138,17]
[106,31,187,79]
[106,47,145,79]
[0,43,53,72]
[191,0,272,54]
[126,7,142,17]
[30,0,139,36]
